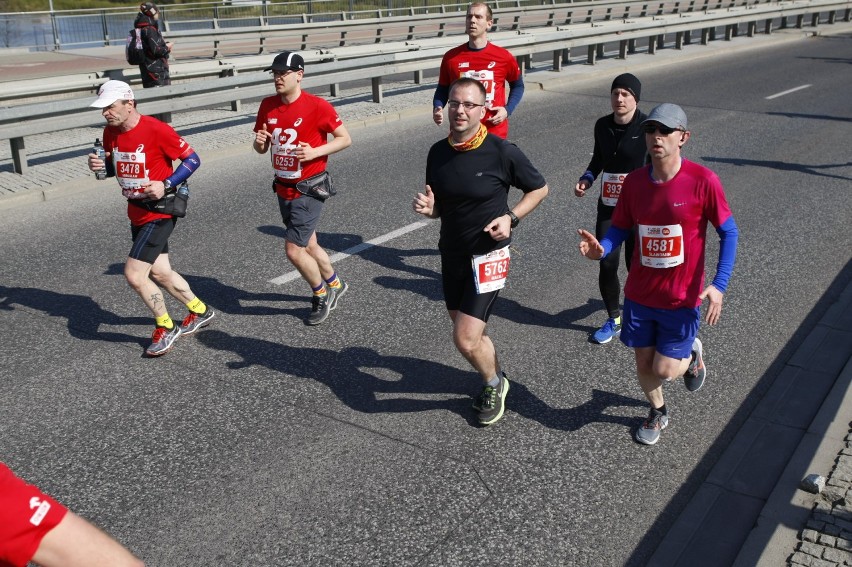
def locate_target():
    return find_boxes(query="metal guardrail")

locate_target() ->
[1,0,850,175]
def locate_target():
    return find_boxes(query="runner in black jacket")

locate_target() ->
[134,2,172,88]
[575,73,647,344]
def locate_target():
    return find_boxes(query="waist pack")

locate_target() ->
[132,182,189,217]
[296,171,336,201]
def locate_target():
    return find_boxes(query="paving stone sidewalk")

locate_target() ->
[791,430,852,566]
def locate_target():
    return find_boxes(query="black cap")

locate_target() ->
[611,73,641,101]
[264,51,305,73]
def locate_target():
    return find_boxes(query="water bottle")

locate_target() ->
[93,138,107,180]
[177,181,189,199]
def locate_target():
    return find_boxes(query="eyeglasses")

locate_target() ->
[642,124,682,135]
[272,70,296,78]
[447,100,485,111]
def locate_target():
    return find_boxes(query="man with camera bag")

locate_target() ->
[253,51,353,326]
[87,80,215,357]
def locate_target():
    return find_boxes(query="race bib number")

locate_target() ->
[271,127,302,180]
[601,172,627,207]
[471,246,511,294]
[461,69,496,106]
[272,144,301,180]
[113,150,148,198]
[639,224,684,268]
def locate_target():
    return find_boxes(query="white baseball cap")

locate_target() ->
[90,80,135,108]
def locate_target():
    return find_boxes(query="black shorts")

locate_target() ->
[277,194,323,248]
[129,217,176,264]
[441,253,500,323]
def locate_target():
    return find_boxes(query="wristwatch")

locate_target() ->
[163,179,172,191]
[507,210,520,229]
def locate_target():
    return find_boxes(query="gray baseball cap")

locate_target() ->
[641,103,688,130]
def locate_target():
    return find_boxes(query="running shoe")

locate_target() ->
[635,408,669,445]
[473,371,508,411]
[306,288,336,326]
[328,280,349,310]
[179,307,216,336]
[592,317,621,344]
[146,325,182,357]
[683,337,706,392]
[478,373,510,426]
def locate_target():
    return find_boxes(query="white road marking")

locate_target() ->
[765,84,811,100]
[268,220,434,285]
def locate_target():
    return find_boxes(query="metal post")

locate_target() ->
[49,3,60,51]
[101,10,109,46]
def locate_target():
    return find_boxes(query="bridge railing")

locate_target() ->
[1,0,850,174]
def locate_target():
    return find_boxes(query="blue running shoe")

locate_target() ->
[592,318,621,344]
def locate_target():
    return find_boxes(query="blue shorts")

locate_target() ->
[620,298,699,359]
[277,194,323,248]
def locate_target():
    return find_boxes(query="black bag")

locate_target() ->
[134,182,189,217]
[126,28,145,65]
[295,171,336,201]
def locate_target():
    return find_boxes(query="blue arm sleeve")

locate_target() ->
[505,77,525,115]
[598,225,632,259]
[711,216,738,293]
[433,84,450,109]
[165,151,201,188]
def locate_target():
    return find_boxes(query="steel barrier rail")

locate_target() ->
[0,0,777,105]
[160,0,774,57]
[1,0,849,175]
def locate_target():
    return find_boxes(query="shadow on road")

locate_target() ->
[197,330,646,431]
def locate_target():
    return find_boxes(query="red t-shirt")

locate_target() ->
[103,115,195,226]
[0,462,68,567]
[437,41,521,139]
[254,91,344,200]
[613,159,733,309]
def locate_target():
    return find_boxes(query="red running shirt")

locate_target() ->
[254,92,344,200]
[103,115,195,226]
[0,462,68,567]
[437,42,522,139]
[613,159,733,309]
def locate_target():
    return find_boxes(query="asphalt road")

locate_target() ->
[1,33,851,566]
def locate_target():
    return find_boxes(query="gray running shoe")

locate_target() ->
[478,374,510,426]
[683,337,706,392]
[635,408,669,445]
[306,288,336,326]
[179,307,216,336]
[146,325,182,357]
[473,371,507,411]
[328,280,348,310]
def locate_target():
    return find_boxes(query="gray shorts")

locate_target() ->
[277,194,323,247]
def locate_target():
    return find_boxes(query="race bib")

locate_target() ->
[639,224,684,268]
[471,245,511,294]
[601,172,627,207]
[272,144,301,180]
[113,150,148,198]
[461,69,496,106]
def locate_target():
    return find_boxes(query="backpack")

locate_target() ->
[125,28,145,65]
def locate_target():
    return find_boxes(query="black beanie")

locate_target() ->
[611,73,641,101]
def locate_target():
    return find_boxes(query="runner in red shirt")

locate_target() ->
[87,80,215,357]
[432,3,524,139]
[578,103,739,446]
[253,52,352,326]
[0,462,142,567]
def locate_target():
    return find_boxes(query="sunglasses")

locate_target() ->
[642,124,682,135]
